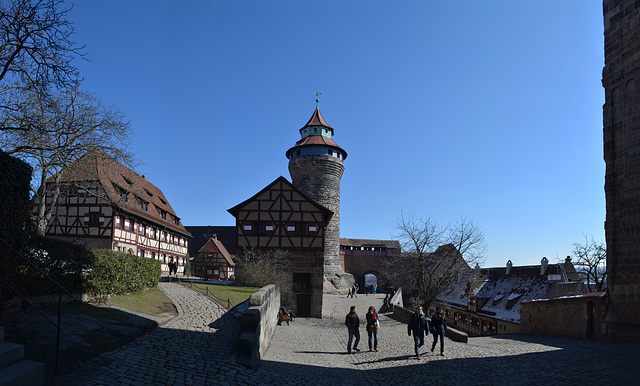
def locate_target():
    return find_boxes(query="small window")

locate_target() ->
[252,222,266,235]
[295,223,309,236]
[328,149,333,156]
[88,213,100,227]
[296,149,301,156]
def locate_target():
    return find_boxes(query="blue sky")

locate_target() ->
[66,1,605,268]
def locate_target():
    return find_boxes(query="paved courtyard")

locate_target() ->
[53,283,639,385]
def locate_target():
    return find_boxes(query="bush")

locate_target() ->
[88,249,161,301]
[18,235,94,296]
[0,152,33,302]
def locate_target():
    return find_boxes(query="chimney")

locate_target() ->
[541,257,549,275]
[506,260,513,275]
[565,256,571,263]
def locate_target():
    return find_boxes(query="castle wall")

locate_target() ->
[602,0,640,341]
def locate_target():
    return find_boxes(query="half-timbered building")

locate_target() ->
[36,150,191,275]
[193,236,235,280]
[228,176,331,317]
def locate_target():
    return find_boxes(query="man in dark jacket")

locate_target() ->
[431,307,447,355]
[407,306,429,359]
[345,305,361,354]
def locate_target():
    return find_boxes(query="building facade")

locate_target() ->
[193,237,235,280]
[340,238,401,292]
[228,176,330,317]
[38,151,190,275]
[602,0,640,341]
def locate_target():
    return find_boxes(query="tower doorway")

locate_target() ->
[297,294,311,317]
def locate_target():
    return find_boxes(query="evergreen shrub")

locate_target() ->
[88,249,161,301]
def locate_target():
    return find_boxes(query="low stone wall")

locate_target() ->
[521,292,608,341]
[388,287,403,312]
[393,304,468,343]
[235,284,280,370]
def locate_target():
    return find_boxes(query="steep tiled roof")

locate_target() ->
[340,238,401,250]
[50,150,190,236]
[185,226,237,256]
[300,108,333,131]
[197,237,235,267]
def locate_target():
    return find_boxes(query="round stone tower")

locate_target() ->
[286,107,349,289]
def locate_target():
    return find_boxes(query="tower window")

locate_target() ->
[296,149,301,156]
[328,149,333,156]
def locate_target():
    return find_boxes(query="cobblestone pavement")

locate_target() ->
[53,285,639,385]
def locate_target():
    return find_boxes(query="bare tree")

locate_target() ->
[0,86,135,235]
[0,0,84,98]
[572,235,607,292]
[234,248,292,291]
[386,211,487,311]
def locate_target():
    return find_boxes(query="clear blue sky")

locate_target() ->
[66,1,605,268]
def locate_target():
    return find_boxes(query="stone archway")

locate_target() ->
[363,272,380,295]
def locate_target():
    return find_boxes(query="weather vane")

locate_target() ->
[313,91,322,108]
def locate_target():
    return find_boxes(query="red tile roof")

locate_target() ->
[300,108,333,131]
[197,237,235,266]
[50,150,191,236]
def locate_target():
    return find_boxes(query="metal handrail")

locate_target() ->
[168,276,232,310]
[0,237,75,376]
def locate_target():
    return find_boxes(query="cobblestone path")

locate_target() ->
[52,284,639,385]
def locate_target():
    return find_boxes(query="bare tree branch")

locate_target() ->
[0,86,136,235]
[572,234,607,292]
[384,211,487,311]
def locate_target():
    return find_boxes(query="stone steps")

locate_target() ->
[0,327,44,386]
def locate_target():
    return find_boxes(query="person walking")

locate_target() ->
[345,306,361,354]
[366,306,380,351]
[352,285,357,298]
[431,307,447,356]
[347,287,352,298]
[407,305,429,359]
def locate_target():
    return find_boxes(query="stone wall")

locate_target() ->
[289,155,345,285]
[235,284,280,370]
[392,303,468,343]
[602,0,640,341]
[521,292,608,341]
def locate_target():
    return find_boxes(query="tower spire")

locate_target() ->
[313,91,322,109]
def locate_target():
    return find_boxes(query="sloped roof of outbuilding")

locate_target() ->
[197,237,235,267]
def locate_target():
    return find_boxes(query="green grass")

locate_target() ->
[106,287,176,316]
[179,282,259,309]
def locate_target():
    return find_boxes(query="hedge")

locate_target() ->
[88,249,161,301]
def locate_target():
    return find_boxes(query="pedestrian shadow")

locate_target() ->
[354,354,416,365]
[295,350,350,355]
